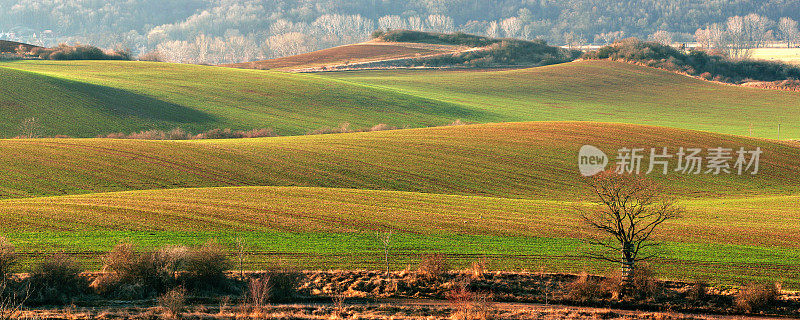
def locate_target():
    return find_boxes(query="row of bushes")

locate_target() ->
[98,128,278,140]
[96,120,470,140]
[0,237,785,315]
[19,44,131,61]
[583,38,800,83]
[373,30,580,68]
[411,39,580,68]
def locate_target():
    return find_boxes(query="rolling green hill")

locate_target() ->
[1,122,798,200]
[323,60,800,139]
[1,185,798,285]
[2,59,800,138]
[0,60,484,137]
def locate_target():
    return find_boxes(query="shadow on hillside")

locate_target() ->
[1,67,217,130]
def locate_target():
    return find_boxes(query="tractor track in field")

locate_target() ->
[26,140,248,186]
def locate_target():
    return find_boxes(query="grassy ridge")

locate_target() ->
[1,186,798,286]
[0,60,484,137]
[0,122,798,199]
[2,186,798,247]
[324,60,800,139]
[3,60,800,138]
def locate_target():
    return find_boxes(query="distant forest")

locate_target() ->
[1,0,799,64]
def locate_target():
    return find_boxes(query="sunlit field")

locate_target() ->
[751,47,800,65]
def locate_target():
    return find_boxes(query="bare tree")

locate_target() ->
[779,17,800,48]
[0,279,28,320]
[743,13,774,49]
[18,117,41,139]
[376,230,393,275]
[563,31,586,49]
[649,30,673,45]
[577,171,682,281]
[595,31,625,45]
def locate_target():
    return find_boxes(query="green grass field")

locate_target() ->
[2,56,799,288]
[1,122,798,199]
[0,122,798,286]
[1,186,798,286]
[323,60,800,139]
[2,59,800,138]
[0,61,483,137]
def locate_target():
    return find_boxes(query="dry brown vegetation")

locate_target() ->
[734,283,780,313]
[222,42,447,71]
[0,239,15,279]
[0,268,796,319]
[0,239,796,318]
[417,254,451,280]
[11,303,721,320]
[99,128,278,140]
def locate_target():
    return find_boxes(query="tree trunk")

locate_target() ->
[621,244,635,285]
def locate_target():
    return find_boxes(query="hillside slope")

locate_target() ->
[1,122,797,200]
[0,40,40,53]
[2,185,798,285]
[0,61,482,137]
[3,59,800,138]
[3,186,797,247]
[223,41,462,71]
[323,60,800,139]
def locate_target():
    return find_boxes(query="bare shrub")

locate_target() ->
[565,273,604,303]
[183,240,231,290]
[685,280,708,302]
[239,128,278,138]
[447,119,468,126]
[628,266,661,300]
[100,128,278,140]
[446,282,493,320]
[308,123,352,135]
[127,129,167,140]
[0,279,28,320]
[28,254,88,305]
[265,270,302,302]
[156,246,189,280]
[158,287,186,319]
[331,285,347,319]
[417,254,450,279]
[100,243,174,297]
[247,275,272,311]
[735,283,780,313]
[193,128,237,139]
[0,239,16,279]
[18,117,41,139]
[138,51,163,62]
[166,128,190,140]
[469,258,488,280]
[368,124,397,132]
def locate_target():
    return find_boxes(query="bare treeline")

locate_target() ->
[694,14,800,58]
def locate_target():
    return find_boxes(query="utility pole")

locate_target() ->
[778,123,782,140]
